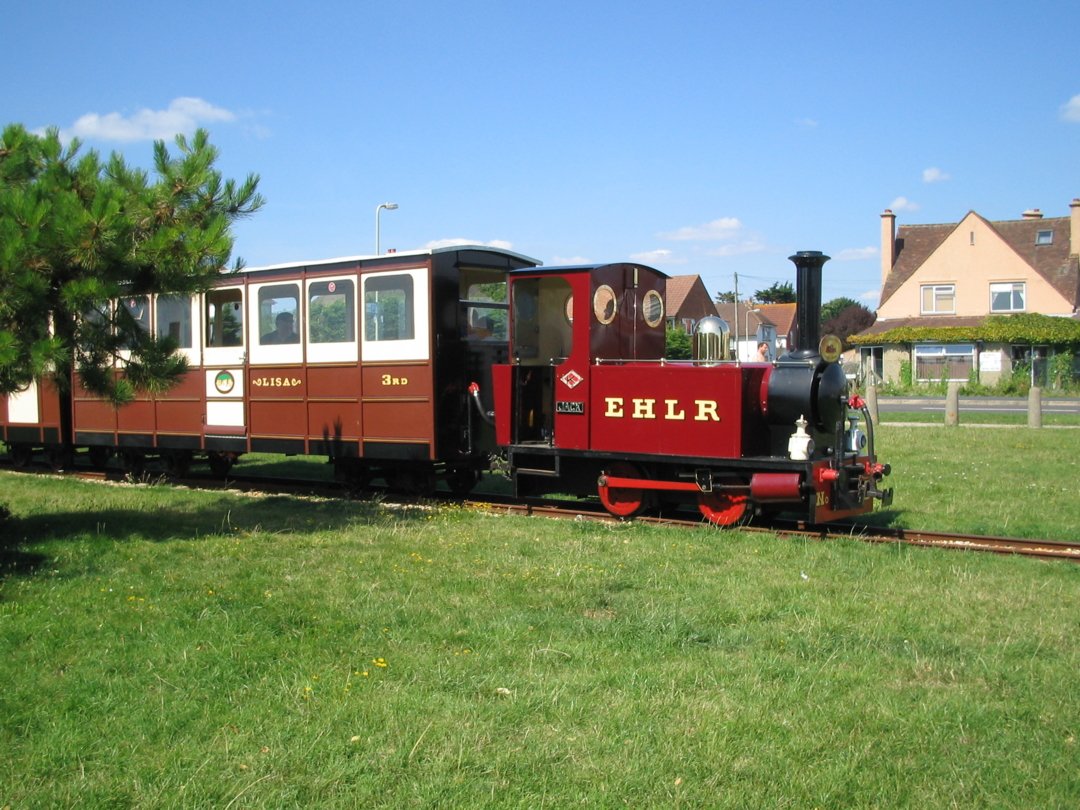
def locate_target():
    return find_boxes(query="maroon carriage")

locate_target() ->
[3,246,537,491]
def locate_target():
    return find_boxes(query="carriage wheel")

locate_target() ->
[46,445,72,472]
[88,446,112,470]
[446,465,482,496]
[119,450,146,476]
[698,481,750,527]
[391,468,436,496]
[9,444,33,468]
[163,450,192,479]
[207,452,235,478]
[598,462,648,518]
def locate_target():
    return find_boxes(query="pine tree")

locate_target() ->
[0,124,263,420]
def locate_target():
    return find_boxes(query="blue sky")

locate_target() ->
[4,0,1079,306]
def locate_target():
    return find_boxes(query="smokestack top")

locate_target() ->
[788,251,830,355]
[1022,208,1043,219]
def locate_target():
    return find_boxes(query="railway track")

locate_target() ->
[4,458,1079,563]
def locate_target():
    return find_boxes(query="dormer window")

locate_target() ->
[1036,230,1053,246]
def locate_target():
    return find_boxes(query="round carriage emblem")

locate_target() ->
[327,281,336,293]
[214,370,235,394]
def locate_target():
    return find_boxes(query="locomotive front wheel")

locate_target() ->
[598,462,648,519]
[698,483,751,527]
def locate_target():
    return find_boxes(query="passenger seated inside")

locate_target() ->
[262,311,298,344]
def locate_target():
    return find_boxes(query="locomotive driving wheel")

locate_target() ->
[698,478,751,527]
[598,462,648,519]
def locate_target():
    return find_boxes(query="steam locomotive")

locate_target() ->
[0,246,891,525]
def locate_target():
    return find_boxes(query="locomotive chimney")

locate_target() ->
[789,250,829,355]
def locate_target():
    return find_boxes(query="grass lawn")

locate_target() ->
[1,450,1078,806]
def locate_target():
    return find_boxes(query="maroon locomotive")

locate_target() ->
[1,245,891,525]
[489,250,891,525]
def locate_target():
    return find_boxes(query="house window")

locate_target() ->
[914,343,973,382]
[920,284,955,314]
[1036,230,1053,246]
[989,282,1025,313]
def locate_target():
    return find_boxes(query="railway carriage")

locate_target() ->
[3,245,538,490]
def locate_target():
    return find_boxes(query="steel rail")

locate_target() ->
[4,458,1078,562]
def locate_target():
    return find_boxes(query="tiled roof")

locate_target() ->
[665,275,718,318]
[757,303,797,337]
[881,212,1079,308]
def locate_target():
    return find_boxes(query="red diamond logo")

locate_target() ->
[560,370,583,389]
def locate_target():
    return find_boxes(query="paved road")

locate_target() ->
[877,396,1080,415]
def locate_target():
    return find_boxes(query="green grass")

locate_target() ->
[880,410,1080,426]
[868,425,1080,540]
[1,465,1078,807]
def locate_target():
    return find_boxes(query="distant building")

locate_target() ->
[715,302,780,361]
[665,275,718,332]
[853,199,1080,385]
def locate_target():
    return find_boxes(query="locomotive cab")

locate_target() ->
[494,263,667,448]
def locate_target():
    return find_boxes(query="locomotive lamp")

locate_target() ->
[788,415,814,460]
[819,334,843,363]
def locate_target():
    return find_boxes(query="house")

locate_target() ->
[665,275,718,332]
[715,302,780,361]
[853,199,1080,386]
[756,303,796,355]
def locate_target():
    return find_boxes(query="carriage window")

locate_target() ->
[365,274,414,341]
[258,284,300,345]
[205,289,244,347]
[308,279,355,344]
[118,295,150,349]
[156,295,192,348]
[463,278,508,341]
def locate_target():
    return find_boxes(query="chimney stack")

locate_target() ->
[1071,198,1080,257]
[880,209,896,287]
[1022,208,1044,219]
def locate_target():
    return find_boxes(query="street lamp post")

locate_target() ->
[375,202,398,254]
[744,307,760,361]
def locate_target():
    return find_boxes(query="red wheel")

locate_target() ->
[698,483,750,527]
[598,462,647,518]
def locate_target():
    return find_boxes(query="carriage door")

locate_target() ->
[511,276,574,445]
[202,286,248,441]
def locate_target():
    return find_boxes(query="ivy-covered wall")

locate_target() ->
[850,313,1080,347]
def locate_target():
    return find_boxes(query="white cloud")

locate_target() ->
[425,238,515,250]
[888,196,919,212]
[834,246,878,261]
[704,239,767,258]
[659,217,743,242]
[60,97,237,143]
[859,289,881,305]
[922,167,950,183]
[629,249,683,265]
[794,117,819,128]
[1060,94,1080,122]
